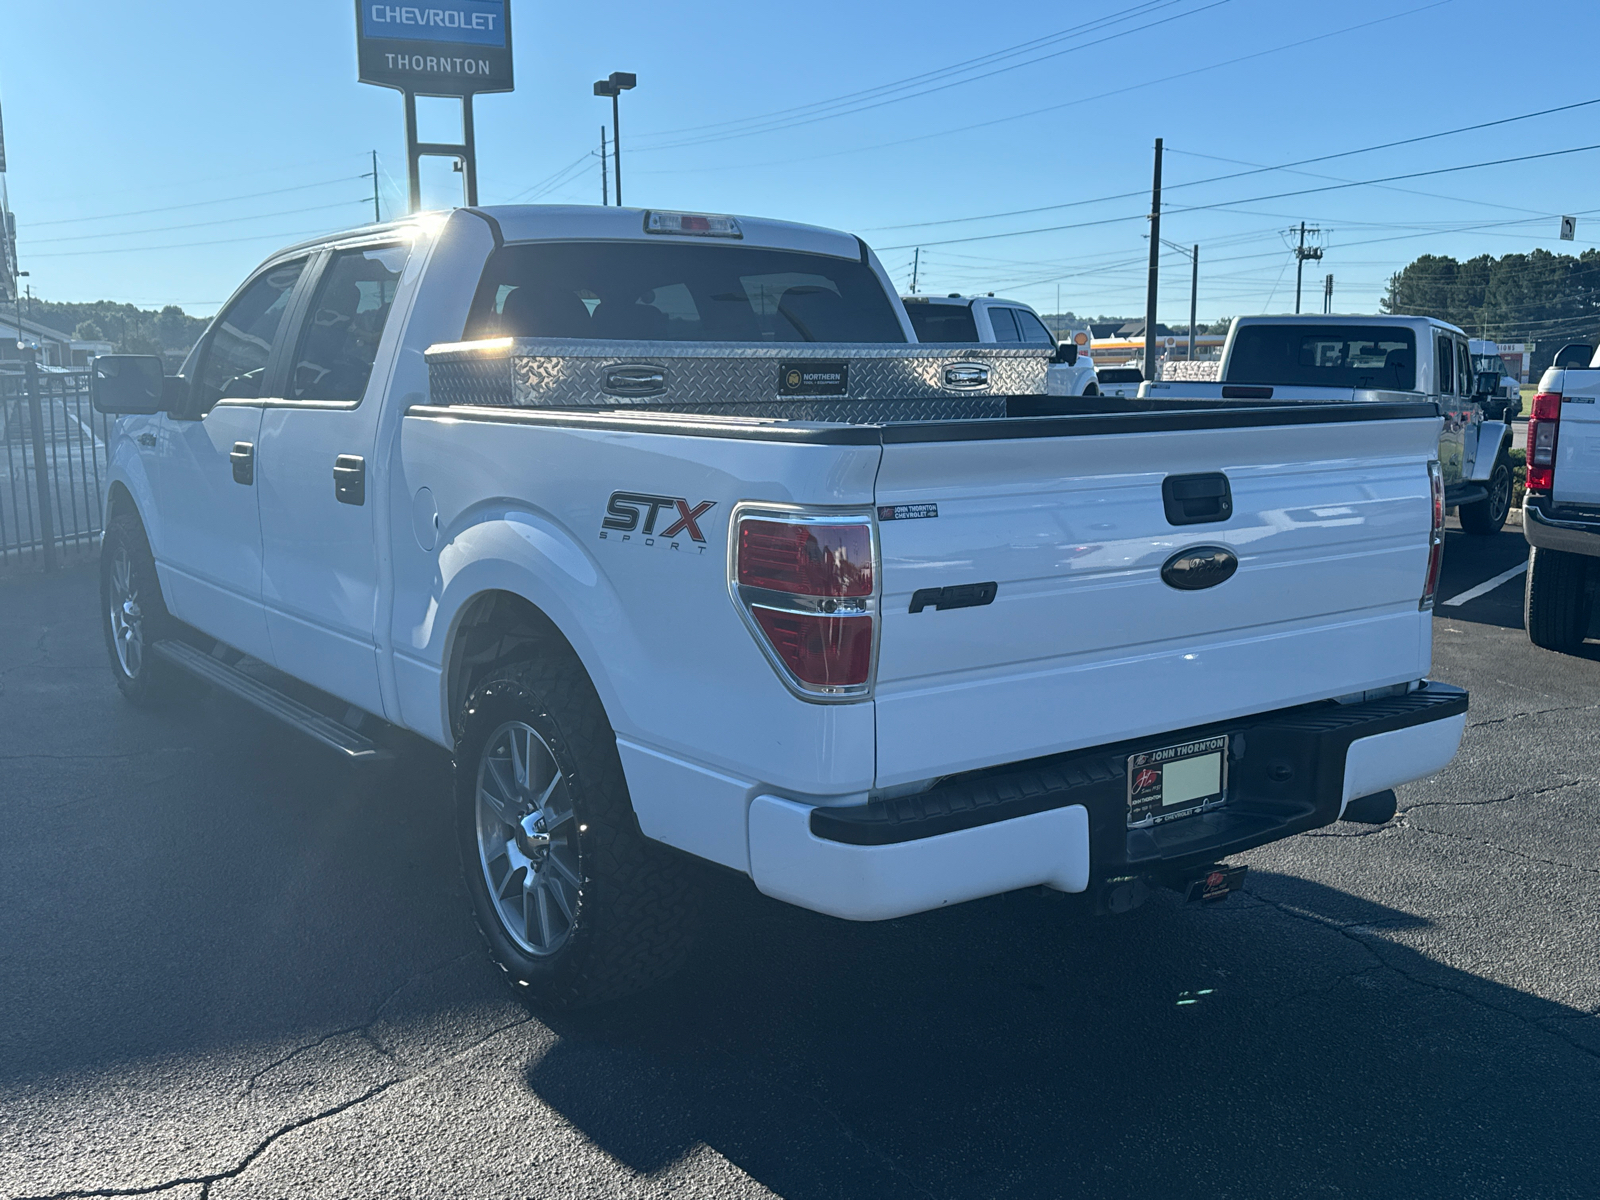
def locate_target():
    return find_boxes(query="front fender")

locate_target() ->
[1466,421,1509,481]
[104,429,161,550]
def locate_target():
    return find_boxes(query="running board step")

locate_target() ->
[152,640,389,761]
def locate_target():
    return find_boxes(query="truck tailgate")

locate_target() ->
[872,408,1440,786]
[1552,375,1600,506]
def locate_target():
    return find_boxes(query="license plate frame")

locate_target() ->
[1127,735,1230,828]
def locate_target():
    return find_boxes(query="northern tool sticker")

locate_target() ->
[778,363,848,395]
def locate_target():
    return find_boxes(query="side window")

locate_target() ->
[1013,310,1055,345]
[1434,335,1455,396]
[1455,339,1471,397]
[989,307,1021,342]
[290,245,409,403]
[194,259,307,410]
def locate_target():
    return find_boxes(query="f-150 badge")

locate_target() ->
[601,491,715,550]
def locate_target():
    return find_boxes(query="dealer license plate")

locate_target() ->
[1127,735,1229,827]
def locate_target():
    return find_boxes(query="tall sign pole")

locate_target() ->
[354,1,514,213]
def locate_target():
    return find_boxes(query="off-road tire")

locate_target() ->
[100,512,184,706]
[1524,545,1596,653]
[1458,453,1513,535]
[455,654,698,1008]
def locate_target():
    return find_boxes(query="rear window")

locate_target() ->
[904,303,979,342]
[1228,324,1416,390]
[465,241,905,343]
[1097,367,1144,384]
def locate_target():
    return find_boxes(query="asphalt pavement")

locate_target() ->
[2,527,1596,1199]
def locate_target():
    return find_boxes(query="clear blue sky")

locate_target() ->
[4,0,1598,328]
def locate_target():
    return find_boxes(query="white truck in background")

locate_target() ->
[1145,314,1518,535]
[1469,338,1524,413]
[901,293,1100,396]
[91,205,1467,1006]
[1522,349,1600,652]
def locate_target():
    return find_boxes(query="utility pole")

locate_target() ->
[1324,273,1334,315]
[1187,244,1198,363]
[1144,137,1162,382]
[1293,221,1323,315]
[910,247,920,293]
[369,150,381,224]
[600,126,608,205]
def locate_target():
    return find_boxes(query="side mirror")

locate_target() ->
[91,355,166,414]
[1473,370,1501,398]
[1553,343,1594,370]
[1051,342,1078,366]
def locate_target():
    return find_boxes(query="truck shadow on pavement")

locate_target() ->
[525,870,1599,1200]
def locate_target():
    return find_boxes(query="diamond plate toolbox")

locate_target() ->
[423,338,1049,419]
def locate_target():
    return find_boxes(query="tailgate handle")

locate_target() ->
[1163,473,1232,525]
[1221,385,1273,399]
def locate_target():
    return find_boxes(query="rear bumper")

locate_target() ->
[1524,496,1600,558]
[747,682,1467,921]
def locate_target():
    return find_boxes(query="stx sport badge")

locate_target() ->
[600,492,716,553]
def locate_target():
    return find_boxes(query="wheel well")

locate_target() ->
[444,590,580,744]
[105,481,137,525]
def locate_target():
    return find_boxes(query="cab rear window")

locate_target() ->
[1228,325,1416,390]
[904,303,979,343]
[465,241,905,343]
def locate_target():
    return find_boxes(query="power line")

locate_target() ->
[25,176,370,229]
[24,225,362,259]
[22,199,369,246]
[871,94,1600,234]
[639,0,1225,151]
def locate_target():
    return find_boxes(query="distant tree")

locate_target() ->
[1383,249,1600,374]
[74,320,103,341]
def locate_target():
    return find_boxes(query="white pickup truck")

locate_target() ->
[1145,315,1518,534]
[901,293,1100,396]
[1522,351,1600,651]
[92,206,1467,1006]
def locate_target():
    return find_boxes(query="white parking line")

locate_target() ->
[1440,559,1529,607]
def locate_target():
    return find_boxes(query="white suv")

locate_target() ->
[902,294,1100,396]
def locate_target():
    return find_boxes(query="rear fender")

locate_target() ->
[1465,420,1509,481]
[428,505,636,740]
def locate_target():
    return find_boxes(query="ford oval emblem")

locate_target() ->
[1161,545,1238,591]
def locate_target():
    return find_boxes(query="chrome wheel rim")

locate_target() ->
[108,545,143,679]
[1490,464,1512,522]
[475,720,581,957]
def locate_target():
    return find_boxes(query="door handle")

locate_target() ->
[230,441,254,485]
[334,454,365,506]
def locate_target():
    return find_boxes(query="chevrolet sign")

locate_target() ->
[355,1,513,95]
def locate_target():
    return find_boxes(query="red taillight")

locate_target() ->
[738,519,873,597]
[1421,460,1444,611]
[752,608,874,687]
[1527,391,1561,491]
[733,511,877,697]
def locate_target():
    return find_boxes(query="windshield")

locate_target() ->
[904,303,979,342]
[1472,354,1508,376]
[1227,324,1417,390]
[465,241,906,343]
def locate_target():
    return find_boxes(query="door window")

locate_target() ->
[1012,309,1056,345]
[194,259,307,410]
[1455,339,1471,397]
[290,245,409,403]
[1435,335,1455,396]
[989,307,1022,342]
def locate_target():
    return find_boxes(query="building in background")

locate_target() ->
[0,313,113,369]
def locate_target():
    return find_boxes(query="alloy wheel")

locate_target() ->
[475,720,581,956]
[108,545,144,679]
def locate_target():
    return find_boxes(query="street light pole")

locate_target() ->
[593,72,636,207]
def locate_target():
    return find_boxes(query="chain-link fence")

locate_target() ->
[1,365,112,571]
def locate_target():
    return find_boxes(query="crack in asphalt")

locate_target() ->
[1469,701,1600,729]
[1400,777,1587,814]
[1406,822,1600,878]
[1242,890,1600,1067]
[240,951,476,1095]
[12,1012,535,1200]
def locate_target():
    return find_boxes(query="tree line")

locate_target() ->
[22,299,209,360]
[1382,249,1600,375]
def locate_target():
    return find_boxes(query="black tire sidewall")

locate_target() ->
[100,515,172,703]
[454,672,601,998]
